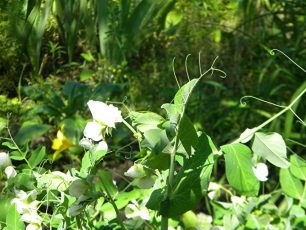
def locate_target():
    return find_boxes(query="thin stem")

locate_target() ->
[162,125,180,230]
[122,119,142,142]
[102,180,126,230]
[233,87,306,143]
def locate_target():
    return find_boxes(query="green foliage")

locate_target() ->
[252,132,289,168]
[6,204,25,230]
[2,0,306,229]
[222,143,259,196]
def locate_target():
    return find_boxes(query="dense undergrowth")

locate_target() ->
[1,0,306,229]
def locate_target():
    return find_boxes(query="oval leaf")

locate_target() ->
[280,168,304,199]
[174,78,199,114]
[290,154,306,181]
[6,204,25,230]
[252,132,289,168]
[222,143,259,196]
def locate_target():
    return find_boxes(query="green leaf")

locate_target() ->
[158,133,215,217]
[280,168,304,200]
[222,143,259,196]
[28,146,46,168]
[142,129,170,153]
[174,78,199,114]
[10,150,27,161]
[2,141,19,150]
[6,204,25,230]
[290,154,306,181]
[14,124,51,146]
[161,103,179,127]
[252,132,289,168]
[14,170,36,190]
[130,111,165,132]
[80,151,91,177]
[177,115,198,156]
[98,170,118,197]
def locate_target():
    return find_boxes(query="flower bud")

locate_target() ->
[5,166,17,178]
[124,164,146,179]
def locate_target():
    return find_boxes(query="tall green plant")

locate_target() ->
[96,0,176,65]
[15,0,52,74]
[53,0,90,63]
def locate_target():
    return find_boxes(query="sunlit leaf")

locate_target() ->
[174,78,199,114]
[28,146,46,168]
[222,143,259,196]
[156,133,215,217]
[14,124,52,146]
[290,154,306,181]
[252,132,289,168]
[6,204,25,230]
[130,111,165,132]
[177,115,198,156]
[98,170,118,197]
[280,168,303,200]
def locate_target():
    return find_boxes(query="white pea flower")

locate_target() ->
[207,182,221,200]
[87,100,123,128]
[252,162,269,181]
[83,121,104,141]
[125,199,150,220]
[95,140,108,152]
[0,152,11,170]
[231,196,246,206]
[26,223,42,230]
[124,164,155,188]
[5,166,17,178]
[12,190,42,228]
[124,164,146,178]
[79,138,94,149]
[83,100,123,142]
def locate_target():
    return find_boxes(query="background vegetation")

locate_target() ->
[1,0,306,229]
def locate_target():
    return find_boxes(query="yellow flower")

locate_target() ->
[52,130,72,161]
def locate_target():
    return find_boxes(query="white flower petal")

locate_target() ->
[124,164,146,179]
[26,223,42,230]
[0,152,11,169]
[125,200,150,220]
[83,121,104,141]
[95,141,108,152]
[252,162,269,181]
[135,176,155,189]
[87,100,123,128]
[21,211,42,224]
[5,166,17,178]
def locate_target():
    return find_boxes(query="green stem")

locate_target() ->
[161,216,169,230]
[122,119,142,141]
[102,180,126,230]
[162,125,180,230]
[233,87,306,144]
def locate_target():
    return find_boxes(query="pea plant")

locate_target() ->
[1,49,306,230]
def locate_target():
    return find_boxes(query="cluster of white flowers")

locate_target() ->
[83,100,123,141]
[80,100,123,154]
[12,190,42,230]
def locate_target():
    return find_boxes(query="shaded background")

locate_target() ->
[0,0,305,154]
